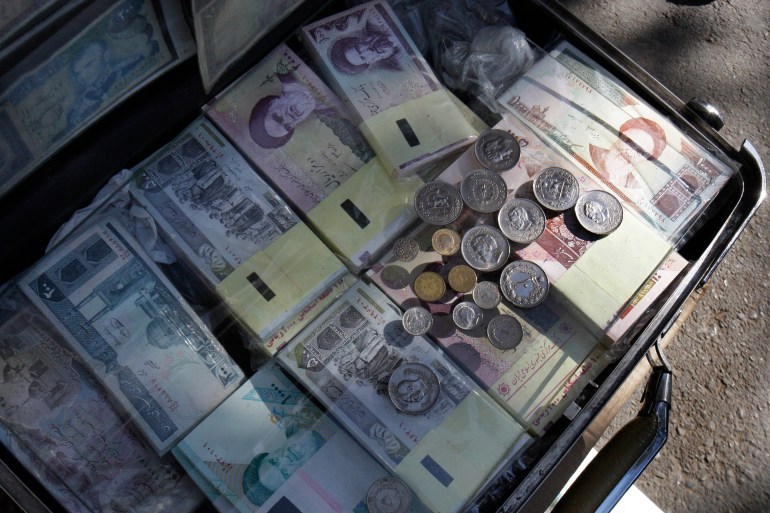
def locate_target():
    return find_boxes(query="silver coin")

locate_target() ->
[533,167,580,211]
[486,314,523,350]
[472,281,502,310]
[474,128,521,171]
[498,198,547,244]
[388,362,440,415]
[366,477,413,513]
[500,260,549,308]
[402,306,433,336]
[414,181,463,225]
[574,190,624,235]
[452,301,483,330]
[393,237,420,262]
[460,225,510,272]
[460,169,508,213]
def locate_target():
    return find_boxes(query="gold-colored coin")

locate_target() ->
[413,272,446,302]
[431,228,461,256]
[447,265,477,293]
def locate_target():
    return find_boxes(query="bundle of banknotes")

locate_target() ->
[130,117,350,349]
[0,0,195,199]
[175,361,432,513]
[19,217,245,454]
[204,43,422,270]
[0,286,205,513]
[276,281,528,513]
[301,0,480,179]
[497,41,735,248]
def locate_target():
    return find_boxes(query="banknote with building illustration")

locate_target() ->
[20,218,244,454]
[0,286,204,513]
[0,0,194,198]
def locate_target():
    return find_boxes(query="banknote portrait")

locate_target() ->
[328,19,401,75]
[249,76,318,149]
[588,117,666,189]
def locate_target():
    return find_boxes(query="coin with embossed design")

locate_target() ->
[574,190,624,235]
[461,225,510,272]
[498,198,547,244]
[366,476,413,513]
[472,281,501,310]
[452,301,483,330]
[402,306,433,336]
[414,181,463,225]
[500,260,549,308]
[487,314,523,350]
[533,167,580,211]
[388,362,440,414]
[431,228,461,256]
[460,169,508,213]
[413,271,446,302]
[474,128,521,171]
[393,237,420,262]
[447,264,477,293]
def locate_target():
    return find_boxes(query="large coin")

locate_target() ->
[447,264,477,293]
[533,167,580,211]
[474,128,521,171]
[387,362,440,414]
[461,225,510,272]
[486,314,523,350]
[500,260,549,308]
[452,301,483,330]
[414,181,463,225]
[366,477,413,513]
[472,281,501,310]
[413,271,446,302]
[460,169,508,213]
[393,237,420,262]
[498,198,547,244]
[431,228,461,256]
[574,190,624,235]
[402,306,433,336]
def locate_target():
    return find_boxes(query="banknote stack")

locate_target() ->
[130,117,350,351]
[0,0,195,198]
[300,0,480,179]
[367,115,687,431]
[0,286,205,513]
[205,44,421,270]
[20,217,245,454]
[276,281,528,513]
[497,42,735,248]
[174,361,430,513]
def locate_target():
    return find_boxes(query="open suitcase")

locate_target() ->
[0,1,765,512]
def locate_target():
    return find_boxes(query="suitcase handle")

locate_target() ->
[549,365,672,513]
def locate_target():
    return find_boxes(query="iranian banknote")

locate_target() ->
[0,286,204,513]
[0,0,195,198]
[20,218,244,454]
[277,281,526,513]
[175,361,429,513]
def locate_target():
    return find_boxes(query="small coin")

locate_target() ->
[498,198,547,244]
[474,128,521,171]
[392,237,419,262]
[388,362,440,414]
[460,169,508,213]
[486,314,524,350]
[447,264,477,293]
[533,167,580,211]
[452,301,483,330]
[472,281,501,310]
[431,228,461,256]
[414,181,464,225]
[461,225,510,272]
[366,477,413,513]
[402,306,433,336]
[574,190,624,235]
[500,260,549,308]
[413,271,446,302]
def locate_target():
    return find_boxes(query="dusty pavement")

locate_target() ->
[554,1,770,512]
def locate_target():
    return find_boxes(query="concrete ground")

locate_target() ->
[554,1,770,512]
